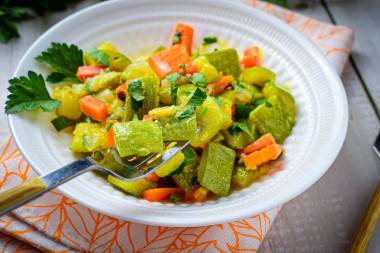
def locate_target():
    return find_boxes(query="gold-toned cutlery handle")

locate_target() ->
[349,180,380,253]
[0,178,46,213]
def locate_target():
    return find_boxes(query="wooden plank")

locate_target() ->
[324,0,380,116]
[259,2,380,252]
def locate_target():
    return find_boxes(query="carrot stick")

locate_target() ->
[145,172,160,182]
[172,22,194,55]
[142,188,182,202]
[243,144,282,169]
[207,74,233,96]
[200,140,210,149]
[148,44,195,79]
[76,66,107,82]
[238,133,276,156]
[106,120,118,147]
[79,95,108,122]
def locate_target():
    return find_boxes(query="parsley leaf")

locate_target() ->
[0,15,19,43]
[169,194,181,201]
[252,98,267,106]
[166,72,181,85]
[132,114,139,121]
[35,42,83,81]
[181,91,192,95]
[5,71,61,114]
[46,72,79,83]
[235,103,253,120]
[127,79,145,101]
[170,147,196,175]
[202,36,218,45]
[213,97,225,106]
[187,88,207,106]
[234,122,255,140]
[172,31,181,44]
[265,101,273,108]
[178,106,196,120]
[228,125,242,135]
[198,106,208,116]
[190,73,207,88]
[127,79,145,111]
[51,116,72,131]
[171,86,178,106]
[236,80,245,88]
[86,47,110,67]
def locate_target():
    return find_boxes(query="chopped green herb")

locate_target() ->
[228,125,242,135]
[105,121,114,131]
[180,63,187,75]
[236,80,245,88]
[181,91,192,95]
[191,177,199,186]
[265,101,273,108]
[190,73,207,88]
[169,194,181,201]
[202,36,218,45]
[170,147,196,175]
[51,116,72,131]
[178,106,196,120]
[132,114,139,121]
[235,103,253,119]
[165,72,181,85]
[35,42,83,82]
[214,48,218,51]
[46,72,79,83]
[86,47,110,67]
[198,106,208,116]
[234,122,255,140]
[172,31,181,44]
[187,88,207,106]
[127,79,145,101]
[252,98,267,107]
[213,97,225,106]
[171,86,178,106]
[5,71,62,114]
[128,79,145,111]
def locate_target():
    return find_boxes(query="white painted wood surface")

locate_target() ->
[0,1,379,252]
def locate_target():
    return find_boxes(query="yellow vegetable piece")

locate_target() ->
[155,151,185,177]
[108,175,157,197]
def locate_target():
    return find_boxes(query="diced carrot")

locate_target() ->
[207,75,233,96]
[243,144,282,169]
[178,62,197,75]
[240,46,262,69]
[106,120,118,147]
[116,78,134,101]
[185,185,209,202]
[79,95,108,122]
[200,140,210,149]
[145,172,160,182]
[172,22,194,55]
[142,188,182,202]
[142,114,154,121]
[148,44,195,79]
[238,133,276,157]
[76,66,107,82]
[232,104,236,117]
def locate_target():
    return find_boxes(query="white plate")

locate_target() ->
[7,0,348,227]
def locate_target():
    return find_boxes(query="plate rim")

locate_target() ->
[7,0,348,227]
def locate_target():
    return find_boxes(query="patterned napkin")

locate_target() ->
[0,0,354,252]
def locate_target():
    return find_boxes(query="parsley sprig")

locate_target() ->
[35,42,83,83]
[5,71,61,114]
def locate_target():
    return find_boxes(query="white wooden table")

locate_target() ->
[0,1,379,252]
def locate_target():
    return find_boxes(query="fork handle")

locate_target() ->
[0,157,98,216]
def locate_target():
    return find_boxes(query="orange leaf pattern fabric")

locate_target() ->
[0,1,354,252]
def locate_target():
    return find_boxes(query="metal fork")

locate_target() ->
[0,127,201,216]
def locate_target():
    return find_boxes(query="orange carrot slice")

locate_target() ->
[207,74,233,96]
[76,66,107,82]
[240,46,262,69]
[185,185,209,202]
[106,120,118,147]
[238,133,276,156]
[79,95,108,122]
[172,22,194,55]
[142,188,182,202]
[200,140,210,149]
[243,144,282,169]
[148,44,195,79]
[142,114,154,121]
[145,172,160,182]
